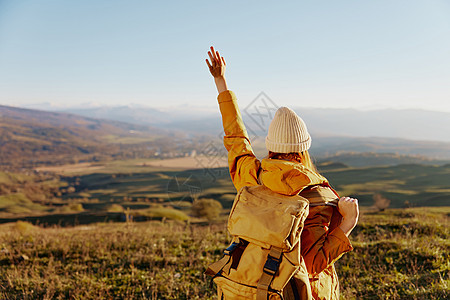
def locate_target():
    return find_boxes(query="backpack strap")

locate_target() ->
[256,246,283,300]
[300,185,338,207]
[205,240,240,277]
[257,168,263,185]
[205,238,248,277]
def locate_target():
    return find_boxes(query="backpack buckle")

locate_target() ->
[223,242,240,255]
[263,255,281,275]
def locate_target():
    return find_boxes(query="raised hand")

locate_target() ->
[206,46,226,78]
[206,46,228,93]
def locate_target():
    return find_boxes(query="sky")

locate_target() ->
[0,0,449,111]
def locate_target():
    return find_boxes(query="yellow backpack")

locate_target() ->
[205,185,312,300]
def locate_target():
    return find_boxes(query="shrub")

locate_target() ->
[106,204,124,212]
[15,221,37,234]
[191,198,223,221]
[144,207,189,221]
[373,193,391,211]
[57,203,84,213]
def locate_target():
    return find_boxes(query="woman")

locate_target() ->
[206,46,359,299]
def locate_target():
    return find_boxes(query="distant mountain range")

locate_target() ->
[54,104,450,160]
[41,104,450,143]
[1,104,450,169]
[310,136,450,161]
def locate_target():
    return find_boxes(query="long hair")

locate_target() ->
[268,150,319,174]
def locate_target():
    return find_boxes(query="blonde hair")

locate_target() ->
[268,150,319,174]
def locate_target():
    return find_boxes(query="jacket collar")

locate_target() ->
[259,158,328,196]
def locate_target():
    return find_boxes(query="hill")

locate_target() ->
[0,208,448,299]
[1,103,449,170]
[50,104,450,160]
[0,105,191,169]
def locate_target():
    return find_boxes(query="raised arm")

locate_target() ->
[205,46,260,191]
[206,46,228,94]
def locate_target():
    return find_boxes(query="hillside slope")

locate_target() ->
[0,105,181,168]
[54,104,450,160]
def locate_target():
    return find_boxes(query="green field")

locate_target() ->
[1,160,449,226]
[322,163,450,207]
[0,159,449,298]
[58,161,450,214]
[0,207,448,299]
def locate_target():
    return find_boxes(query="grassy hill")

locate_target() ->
[0,105,190,169]
[0,171,64,215]
[0,207,448,299]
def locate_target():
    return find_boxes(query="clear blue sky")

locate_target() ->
[1,0,449,111]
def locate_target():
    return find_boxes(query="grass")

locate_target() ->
[0,172,33,185]
[0,193,50,214]
[1,159,449,298]
[0,221,228,299]
[0,207,448,299]
[140,207,189,222]
[338,207,450,299]
[101,134,157,144]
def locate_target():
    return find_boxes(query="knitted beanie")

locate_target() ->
[265,107,311,153]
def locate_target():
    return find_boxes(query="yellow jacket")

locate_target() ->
[218,90,353,300]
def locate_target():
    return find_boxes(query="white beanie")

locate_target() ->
[265,107,311,153]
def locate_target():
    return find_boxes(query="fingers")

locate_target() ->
[207,51,219,67]
[215,50,225,66]
[339,197,359,211]
[206,46,226,78]
[208,46,225,66]
[211,47,220,62]
[340,196,358,203]
[215,50,221,62]
[210,46,219,63]
[206,59,212,69]
[338,196,359,221]
[208,51,215,65]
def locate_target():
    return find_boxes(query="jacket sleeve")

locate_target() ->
[217,90,260,191]
[301,206,353,276]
